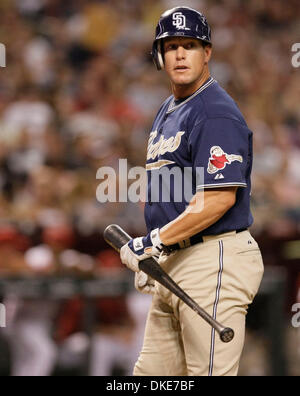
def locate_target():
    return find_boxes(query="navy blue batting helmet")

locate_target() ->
[151,7,212,70]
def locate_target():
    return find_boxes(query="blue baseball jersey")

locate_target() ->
[144,77,254,236]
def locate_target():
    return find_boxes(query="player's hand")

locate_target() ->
[120,228,163,272]
[135,271,155,295]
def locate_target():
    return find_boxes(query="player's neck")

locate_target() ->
[171,69,211,100]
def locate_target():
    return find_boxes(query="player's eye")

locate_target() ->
[185,42,196,49]
[165,43,177,51]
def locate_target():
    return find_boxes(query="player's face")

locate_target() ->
[163,37,212,97]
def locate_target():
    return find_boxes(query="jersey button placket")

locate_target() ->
[158,113,169,134]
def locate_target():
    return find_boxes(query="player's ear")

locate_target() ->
[203,44,212,64]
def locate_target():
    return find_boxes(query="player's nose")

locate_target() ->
[176,45,186,60]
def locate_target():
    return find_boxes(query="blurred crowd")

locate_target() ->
[0,0,299,376]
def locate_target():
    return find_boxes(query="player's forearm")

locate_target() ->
[160,188,237,245]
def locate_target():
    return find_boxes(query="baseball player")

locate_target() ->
[120,6,264,376]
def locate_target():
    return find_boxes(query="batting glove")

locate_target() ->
[120,228,163,272]
[135,271,155,295]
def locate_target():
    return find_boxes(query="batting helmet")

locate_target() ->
[151,7,212,70]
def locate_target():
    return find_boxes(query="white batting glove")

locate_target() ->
[135,271,155,295]
[120,228,163,272]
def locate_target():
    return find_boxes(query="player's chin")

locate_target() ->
[171,74,193,86]
[173,69,196,81]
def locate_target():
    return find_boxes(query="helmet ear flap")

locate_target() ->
[152,39,165,71]
[157,40,165,70]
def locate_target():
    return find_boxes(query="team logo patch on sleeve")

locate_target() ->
[207,146,243,174]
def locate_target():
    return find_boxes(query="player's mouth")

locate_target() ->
[174,65,189,71]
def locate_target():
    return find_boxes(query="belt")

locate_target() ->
[162,228,248,254]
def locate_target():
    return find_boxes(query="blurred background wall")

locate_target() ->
[0,0,299,376]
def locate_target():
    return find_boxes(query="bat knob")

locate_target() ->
[219,327,234,343]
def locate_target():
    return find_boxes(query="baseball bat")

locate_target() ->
[103,224,234,343]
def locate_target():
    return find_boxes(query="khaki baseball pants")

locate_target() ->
[133,230,264,376]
